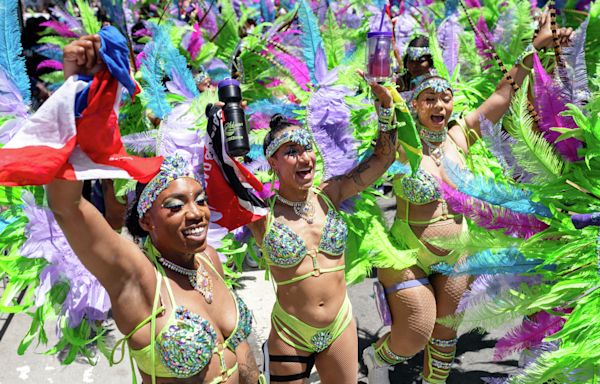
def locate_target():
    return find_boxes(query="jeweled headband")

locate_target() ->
[406,46,431,61]
[137,154,201,217]
[412,76,453,101]
[265,128,313,158]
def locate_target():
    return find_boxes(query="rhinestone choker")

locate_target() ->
[419,125,448,143]
[158,254,213,303]
[276,190,315,224]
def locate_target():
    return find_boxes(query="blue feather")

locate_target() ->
[260,0,275,22]
[0,0,31,104]
[247,144,265,161]
[297,0,323,84]
[151,24,199,100]
[100,0,126,34]
[139,42,171,119]
[247,99,299,117]
[443,159,552,217]
[444,0,459,17]
[432,248,541,276]
[35,44,64,61]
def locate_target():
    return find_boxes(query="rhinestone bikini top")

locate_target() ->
[122,254,252,379]
[262,188,348,267]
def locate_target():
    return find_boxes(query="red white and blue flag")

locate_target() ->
[0,26,162,186]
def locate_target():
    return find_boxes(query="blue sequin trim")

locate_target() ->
[226,296,253,351]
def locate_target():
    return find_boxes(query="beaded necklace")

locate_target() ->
[158,254,214,304]
[276,190,315,224]
[419,125,448,166]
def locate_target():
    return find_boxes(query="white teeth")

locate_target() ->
[183,227,205,236]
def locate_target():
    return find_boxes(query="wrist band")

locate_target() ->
[378,121,396,132]
[515,43,536,71]
[378,105,394,125]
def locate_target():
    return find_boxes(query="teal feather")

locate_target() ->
[0,0,31,104]
[432,248,541,276]
[139,42,171,119]
[247,99,299,117]
[152,25,199,99]
[297,0,323,84]
[443,159,551,217]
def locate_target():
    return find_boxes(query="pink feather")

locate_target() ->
[37,60,63,71]
[475,16,494,66]
[465,0,482,7]
[187,23,204,60]
[493,310,568,361]
[249,112,272,130]
[532,53,582,162]
[269,48,311,91]
[440,181,548,239]
[40,20,79,38]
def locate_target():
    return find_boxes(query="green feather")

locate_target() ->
[322,10,344,69]
[508,80,565,183]
[74,0,101,34]
[213,0,240,63]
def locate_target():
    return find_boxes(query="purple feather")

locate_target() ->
[491,5,515,49]
[40,20,79,38]
[437,14,463,77]
[393,13,422,56]
[19,192,110,328]
[475,16,494,65]
[270,48,311,91]
[122,130,158,154]
[183,23,204,61]
[37,59,63,71]
[249,112,271,130]
[458,274,540,312]
[494,310,568,361]
[479,114,532,182]
[532,53,582,162]
[558,18,590,107]
[0,70,28,117]
[307,48,357,180]
[440,181,548,238]
[49,6,83,34]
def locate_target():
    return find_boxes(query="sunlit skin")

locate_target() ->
[140,177,210,268]
[412,89,454,135]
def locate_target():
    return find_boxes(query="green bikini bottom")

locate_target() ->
[390,218,468,275]
[271,295,353,353]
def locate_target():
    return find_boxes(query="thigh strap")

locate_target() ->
[269,353,317,382]
[384,277,430,294]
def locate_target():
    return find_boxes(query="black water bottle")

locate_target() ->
[218,78,250,157]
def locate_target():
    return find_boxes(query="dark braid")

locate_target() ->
[549,1,564,69]
[459,0,540,121]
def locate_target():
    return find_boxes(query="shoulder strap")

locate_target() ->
[313,187,336,211]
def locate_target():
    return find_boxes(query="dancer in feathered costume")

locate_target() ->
[361,2,576,383]
[426,3,600,382]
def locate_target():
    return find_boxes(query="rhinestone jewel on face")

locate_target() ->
[311,330,333,353]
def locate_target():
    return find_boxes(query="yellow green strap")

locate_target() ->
[276,265,345,286]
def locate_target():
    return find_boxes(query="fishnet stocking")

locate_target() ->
[314,319,358,384]
[411,218,465,256]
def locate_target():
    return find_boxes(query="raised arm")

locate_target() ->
[45,35,150,298]
[464,11,573,135]
[322,75,396,206]
[47,180,147,298]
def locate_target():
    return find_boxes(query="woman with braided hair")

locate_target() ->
[363,11,573,384]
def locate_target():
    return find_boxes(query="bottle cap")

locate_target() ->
[218,78,240,88]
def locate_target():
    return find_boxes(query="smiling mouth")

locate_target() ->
[431,115,445,124]
[182,226,206,237]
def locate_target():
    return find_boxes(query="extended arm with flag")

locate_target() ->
[0,26,162,186]
[204,104,268,231]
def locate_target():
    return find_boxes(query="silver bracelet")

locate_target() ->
[378,121,396,132]
[378,105,394,125]
[515,43,536,71]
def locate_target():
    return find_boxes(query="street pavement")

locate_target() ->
[0,196,520,383]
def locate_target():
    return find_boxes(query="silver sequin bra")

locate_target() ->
[393,169,442,205]
[263,192,348,267]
